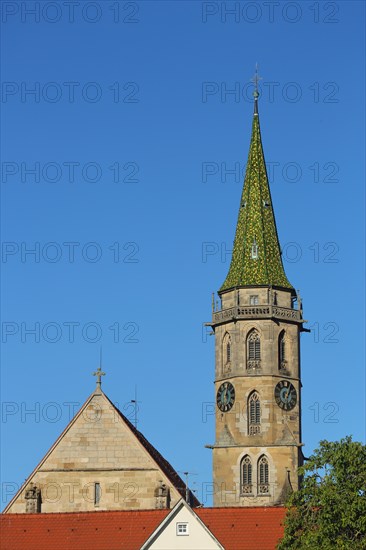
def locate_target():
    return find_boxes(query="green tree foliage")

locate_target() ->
[278,437,366,549]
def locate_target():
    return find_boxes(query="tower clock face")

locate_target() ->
[216,382,235,412]
[274,380,297,411]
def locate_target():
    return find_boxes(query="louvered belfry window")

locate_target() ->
[241,455,252,494]
[223,333,232,374]
[226,341,231,363]
[258,456,269,494]
[247,330,261,369]
[248,392,260,435]
[279,331,286,370]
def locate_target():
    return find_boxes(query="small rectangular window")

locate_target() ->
[250,295,259,305]
[251,243,258,259]
[176,522,189,536]
[94,483,101,506]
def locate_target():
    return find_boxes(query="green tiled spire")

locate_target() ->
[220,93,294,293]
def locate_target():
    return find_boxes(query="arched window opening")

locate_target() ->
[279,331,286,371]
[247,330,261,370]
[248,391,260,435]
[241,455,252,494]
[258,456,269,494]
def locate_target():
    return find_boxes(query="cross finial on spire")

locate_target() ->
[251,63,262,114]
[251,62,262,93]
[93,366,105,389]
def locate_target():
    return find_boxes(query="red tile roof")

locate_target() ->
[0,510,168,550]
[198,506,286,550]
[0,507,286,550]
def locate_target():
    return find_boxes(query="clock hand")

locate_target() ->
[224,388,229,404]
[281,387,290,402]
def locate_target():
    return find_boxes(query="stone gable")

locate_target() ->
[5,389,195,513]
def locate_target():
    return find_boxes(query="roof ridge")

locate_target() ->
[1,505,286,516]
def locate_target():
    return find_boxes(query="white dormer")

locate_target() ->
[141,498,224,550]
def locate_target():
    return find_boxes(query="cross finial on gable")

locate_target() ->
[93,366,106,388]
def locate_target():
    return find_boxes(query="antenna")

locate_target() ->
[178,471,198,505]
[130,385,141,428]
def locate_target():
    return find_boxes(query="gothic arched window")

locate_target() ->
[279,331,286,371]
[241,455,252,494]
[247,330,261,370]
[248,391,260,435]
[258,455,269,494]
[223,333,232,374]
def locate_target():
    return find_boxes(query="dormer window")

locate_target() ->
[251,239,258,259]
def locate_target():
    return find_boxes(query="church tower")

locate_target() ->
[210,80,306,507]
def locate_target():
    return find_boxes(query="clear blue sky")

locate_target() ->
[1,1,365,508]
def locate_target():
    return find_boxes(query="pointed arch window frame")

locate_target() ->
[247,329,261,370]
[222,332,232,374]
[279,330,287,372]
[258,455,270,495]
[248,391,261,436]
[240,455,253,495]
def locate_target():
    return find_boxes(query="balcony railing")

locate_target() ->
[212,304,302,324]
